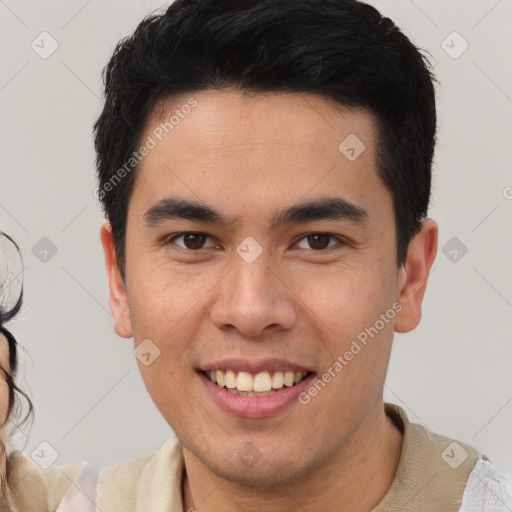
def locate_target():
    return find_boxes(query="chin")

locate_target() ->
[192,442,324,489]
[209,460,303,489]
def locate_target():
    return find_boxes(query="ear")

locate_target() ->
[99,221,133,338]
[394,218,438,333]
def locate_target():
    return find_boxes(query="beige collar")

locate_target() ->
[371,403,482,511]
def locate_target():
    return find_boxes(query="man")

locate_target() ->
[94,0,511,510]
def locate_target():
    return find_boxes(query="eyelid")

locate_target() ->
[292,233,346,251]
[164,232,219,250]
[163,232,347,252]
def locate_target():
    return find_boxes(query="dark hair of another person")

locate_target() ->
[0,232,34,496]
[93,0,437,279]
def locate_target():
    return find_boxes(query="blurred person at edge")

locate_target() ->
[0,232,98,511]
[92,0,512,511]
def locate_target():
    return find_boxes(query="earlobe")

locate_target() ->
[394,218,438,333]
[99,222,133,339]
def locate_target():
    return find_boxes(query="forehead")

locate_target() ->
[131,89,389,224]
[145,89,377,161]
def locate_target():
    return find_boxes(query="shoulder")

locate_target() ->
[459,458,512,511]
[97,449,157,504]
[5,451,97,512]
[378,403,485,510]
[97,435,182,511]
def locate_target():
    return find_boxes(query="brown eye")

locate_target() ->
[182,233,207,250]
[295,233,342,251]
[306,234,331,250]
[166,232,217,251]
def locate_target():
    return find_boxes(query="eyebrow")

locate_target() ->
[143,196,368,230]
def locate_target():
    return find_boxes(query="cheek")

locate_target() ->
[296,262,397,396]
[129,262,188,331]
[131,276,193,400]
[296,262,394,331]
[0,347,10,431]
[0,377,9,440]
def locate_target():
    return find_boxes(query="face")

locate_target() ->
[0,333,10,487]
[101,89,437,486]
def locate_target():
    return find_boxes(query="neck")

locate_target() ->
[182,402,403,512]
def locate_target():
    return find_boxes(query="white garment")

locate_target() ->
[55,462,98,512]
[459,458,512,512]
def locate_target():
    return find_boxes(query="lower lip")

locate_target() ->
[198,372,315,419]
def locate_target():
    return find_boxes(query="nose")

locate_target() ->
[210,254,297,338]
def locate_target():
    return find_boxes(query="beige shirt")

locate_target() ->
[5,403,509,510]
[2,454,97,511]
[95,402,487,511]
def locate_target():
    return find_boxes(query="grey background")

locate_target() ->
[0,0,511,473]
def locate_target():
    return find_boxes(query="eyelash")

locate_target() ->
[162,232,347,253]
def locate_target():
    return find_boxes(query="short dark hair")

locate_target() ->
[93,0,437,277]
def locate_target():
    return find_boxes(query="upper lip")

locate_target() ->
[198,358,314,374]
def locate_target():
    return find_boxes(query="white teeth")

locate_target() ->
[253,371,272,392]
[272,371,284,389]
[236,371,253,392]
[225,369,236,389]
[284,371,295,387]
[206,369,308,393]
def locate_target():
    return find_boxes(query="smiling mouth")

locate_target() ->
[203,369,313,397]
